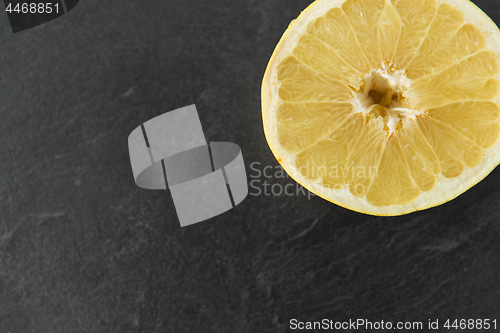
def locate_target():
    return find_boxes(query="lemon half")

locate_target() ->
[262,0,500,215]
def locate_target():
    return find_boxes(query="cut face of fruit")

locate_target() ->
[262,0,500,215]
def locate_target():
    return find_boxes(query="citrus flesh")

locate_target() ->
[262,0,500,215]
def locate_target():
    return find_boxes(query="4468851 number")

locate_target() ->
[444,319,497,330]
[5,2,59,14]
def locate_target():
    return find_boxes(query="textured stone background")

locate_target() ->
[0,0,499,332]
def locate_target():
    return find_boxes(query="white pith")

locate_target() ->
[353,65,420,136]
[262,0,500,216]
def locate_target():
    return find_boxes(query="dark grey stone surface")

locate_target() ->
[0,0,499,332]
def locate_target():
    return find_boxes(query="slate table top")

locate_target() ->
[1,0,499,332]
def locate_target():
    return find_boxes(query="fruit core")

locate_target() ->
[354,65,421,136]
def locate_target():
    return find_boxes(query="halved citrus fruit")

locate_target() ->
[262,0,500,215]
